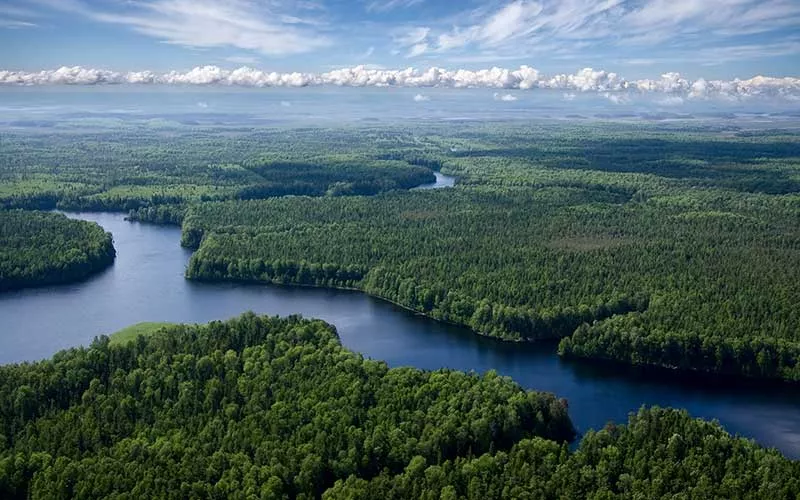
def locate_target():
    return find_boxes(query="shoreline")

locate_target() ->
[186,273,799,387]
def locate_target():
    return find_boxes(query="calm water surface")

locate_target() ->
[413,172,456,190]
[1,210,799,458]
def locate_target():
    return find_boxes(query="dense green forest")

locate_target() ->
[175,125,800,381]
[0,127,435,212]
[0,211,115,291]
[0,313,573,498]
[2,122,799,380]
[326,406,800,499]
[0,314,796,499]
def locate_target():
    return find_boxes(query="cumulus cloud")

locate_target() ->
[1,65,799,101]
[413,93,430,102]
[493,92,518,101]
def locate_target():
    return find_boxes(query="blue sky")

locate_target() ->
[1,0,799,80]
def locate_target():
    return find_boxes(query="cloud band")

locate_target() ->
[1,65,798,100]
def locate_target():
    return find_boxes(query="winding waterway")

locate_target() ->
[1,206,799,458]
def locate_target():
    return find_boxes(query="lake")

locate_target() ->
[1,209,799,458]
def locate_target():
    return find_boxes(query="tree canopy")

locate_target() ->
[0,211,115,291]
[0,313,573,499]
[0,314,796,499]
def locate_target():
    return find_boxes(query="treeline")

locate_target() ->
[126,204,187,225]
[186,242,367,289]
[0,313,573,498]
[559,313,800,381]
[0,211,115,291]
[1,314,797,498]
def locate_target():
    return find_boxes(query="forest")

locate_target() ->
[1,122,799,381]
[0,127,435,212]
[0,210,115,291]
[0,313,572,499]
[0,313,797,499]
[172,124,800,381]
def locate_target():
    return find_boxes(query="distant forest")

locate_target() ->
[0,128,435,212]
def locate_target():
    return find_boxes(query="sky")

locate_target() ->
[0,0,799,100]
[1,0,799,76]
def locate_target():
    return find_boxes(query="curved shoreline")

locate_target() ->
[107,200,800,386]
[0,214,116,293]
[185,273,799,387]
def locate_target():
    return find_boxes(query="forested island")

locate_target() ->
[0,211,115,291]
[1,313,796,499]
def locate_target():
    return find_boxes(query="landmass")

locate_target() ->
[0,211,115,291]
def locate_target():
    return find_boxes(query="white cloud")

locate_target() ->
[366,0,424,12]
[395,0,800,65]
[0,3,39,28]
[280,101,292,107]
[413,93,430,101]
[493,92,518,101]
[32,0,330,56]
[407,43,428,58]
[481,1,543,45]
[197,101,208,108]
[411,0,623,55]
[2,65,799,101]
[0,19,37,28]
[623,0,800,42]
[395,27,430,47]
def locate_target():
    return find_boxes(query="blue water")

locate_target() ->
[1,209,798,458]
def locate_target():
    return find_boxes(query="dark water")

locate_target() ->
[1,211,799,458]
